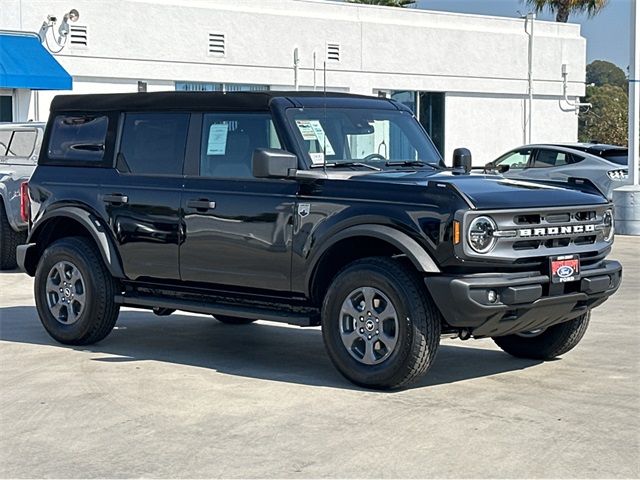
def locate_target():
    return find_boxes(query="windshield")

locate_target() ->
[286,108,442,168]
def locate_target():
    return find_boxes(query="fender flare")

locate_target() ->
[307,224,440,294]
[27,207,125,278]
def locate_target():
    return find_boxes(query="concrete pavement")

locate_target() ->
[1,237,639,478]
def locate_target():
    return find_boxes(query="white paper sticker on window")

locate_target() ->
[207,124,229,155]
[309,152,325,165]
[308,120,335,155]
[295,120,318,141]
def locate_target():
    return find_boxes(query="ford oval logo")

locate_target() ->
[557,265,575,278]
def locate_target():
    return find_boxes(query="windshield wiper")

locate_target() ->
[311,162,381,171]
[385,160,445,169]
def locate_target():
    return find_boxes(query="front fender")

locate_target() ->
[305,223,440,294]
[25,206,125,278]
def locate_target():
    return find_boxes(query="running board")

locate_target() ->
[114,294,319,327]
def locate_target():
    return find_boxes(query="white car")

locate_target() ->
[485,143,630,200]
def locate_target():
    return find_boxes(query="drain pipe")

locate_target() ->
[525,12,535,144]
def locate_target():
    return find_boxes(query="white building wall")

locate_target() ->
[1,0,587,164]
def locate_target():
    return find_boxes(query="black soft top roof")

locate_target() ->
[50,91,399,113]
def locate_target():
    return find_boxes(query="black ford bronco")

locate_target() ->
[18,92,622,389]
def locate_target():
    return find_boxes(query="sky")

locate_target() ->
[413,0,632,71]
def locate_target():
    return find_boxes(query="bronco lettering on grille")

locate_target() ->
[518,224,597,237]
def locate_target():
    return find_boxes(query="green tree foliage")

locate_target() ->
[347,0,416,6]
[579,84,628,146]
[524,0,608,22]
[586,60,627,89]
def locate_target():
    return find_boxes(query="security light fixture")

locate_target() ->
[38,8,80,53]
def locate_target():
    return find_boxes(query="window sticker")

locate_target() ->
[295,120,318,141]
[207,123,229,155]
[309,152,325,165]
[308,120,335,155]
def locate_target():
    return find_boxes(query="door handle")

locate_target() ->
[187,199,216,210]
[103,193,129,204]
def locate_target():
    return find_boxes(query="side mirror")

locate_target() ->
[453,148,472,173]
[497,164,510,173]
[252,148,298,179]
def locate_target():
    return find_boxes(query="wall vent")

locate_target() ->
[326,43,340,62]
[208,33,226,56]
[69,25,88,47]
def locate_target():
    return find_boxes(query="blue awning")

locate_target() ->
[0,31,72,90]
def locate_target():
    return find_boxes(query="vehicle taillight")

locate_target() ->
[20,182,30,223]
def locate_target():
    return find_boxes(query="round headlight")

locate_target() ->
[468,216,497,253]
[602,209,614,242]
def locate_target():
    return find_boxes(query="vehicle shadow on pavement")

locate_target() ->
[0,306,542,391]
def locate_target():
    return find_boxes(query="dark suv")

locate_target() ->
[18,92,622,389]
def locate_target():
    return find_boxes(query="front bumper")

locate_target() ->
[425,260,622,337]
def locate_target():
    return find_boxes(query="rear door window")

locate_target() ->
[47,114,109,162]
[118,113,190,175]
[533,149,579,168]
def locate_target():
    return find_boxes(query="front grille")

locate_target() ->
[461,204,612,262]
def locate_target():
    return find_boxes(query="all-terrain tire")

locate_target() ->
[493,313,590,360]
[213,315,256,325]
[34,236,120,345]
[0,201,27,270]
[321,257,441,390]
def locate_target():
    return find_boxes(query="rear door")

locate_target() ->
[525,148,580,182]
[101,112,190,281]
[179,111,297,291]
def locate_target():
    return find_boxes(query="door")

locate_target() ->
[102,112,190,281]
[180,112,297,292]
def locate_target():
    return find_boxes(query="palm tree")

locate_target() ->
[524,0,608,23]
[347,0,416,7]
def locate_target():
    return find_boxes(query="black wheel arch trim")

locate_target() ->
[23,206,125,278]
[306,223,439,296]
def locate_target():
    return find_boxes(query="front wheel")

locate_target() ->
[321,257,441,390]
[492,313,590,360]
[34,237,120,345]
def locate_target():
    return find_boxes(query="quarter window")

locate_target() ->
[48,114,108,162]
[199,113,281,178]
[118,113,190,175]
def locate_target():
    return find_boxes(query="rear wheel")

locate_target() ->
[493,313,590,360]
[321,257,440,390]
[213,315,256,325]
[34,236,120,345]
[0,201,26,270]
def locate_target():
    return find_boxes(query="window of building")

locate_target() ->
[200,113,281,178]
[391,91,445,157]
[0,96,13,122]
[118,113,190,175]
[176,82,269,92]
[47,114,109,162]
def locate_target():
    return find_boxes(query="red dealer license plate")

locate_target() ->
[550,255,580,283]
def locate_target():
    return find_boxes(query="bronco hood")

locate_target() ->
[358,169,608,209]
[355,170,609,209]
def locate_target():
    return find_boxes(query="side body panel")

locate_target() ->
[180,177,297,291]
